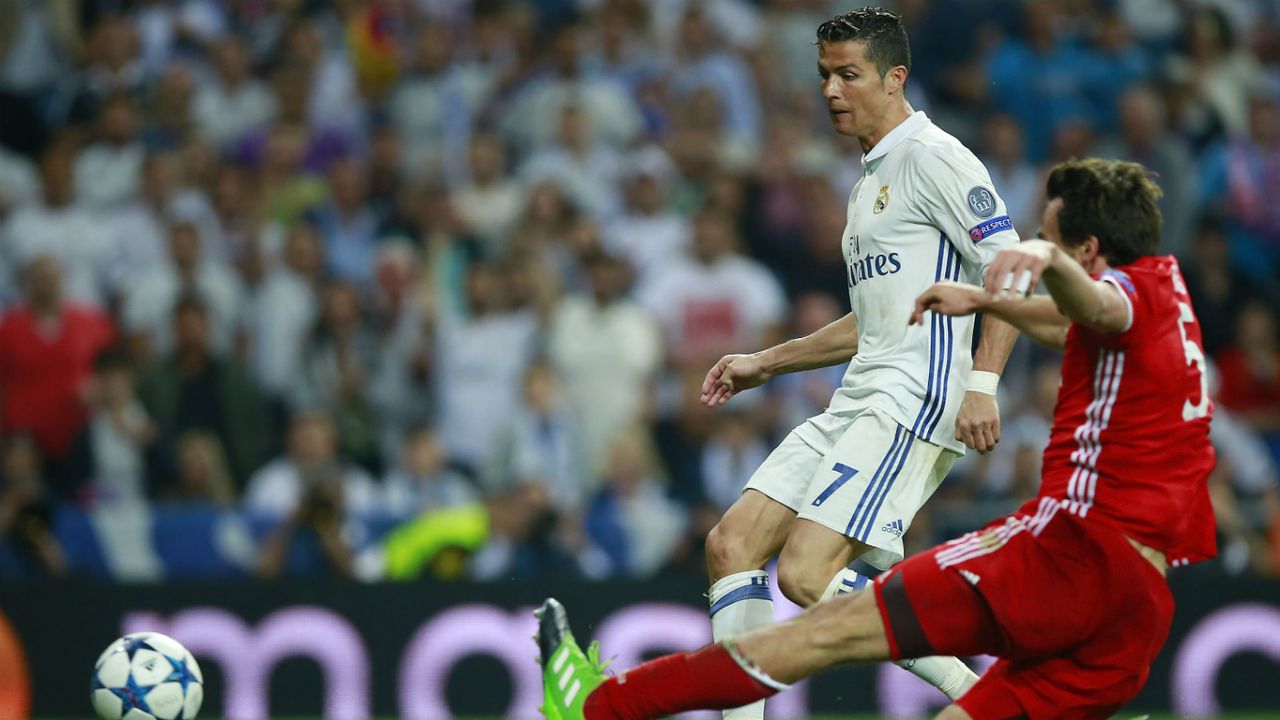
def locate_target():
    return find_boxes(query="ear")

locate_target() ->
[886,65,908,94]
[1079,235,1103,270]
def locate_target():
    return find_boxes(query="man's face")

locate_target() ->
[819,41,889,138]
[1040,197,1088,264]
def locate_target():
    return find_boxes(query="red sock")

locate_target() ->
[582,643,778,720]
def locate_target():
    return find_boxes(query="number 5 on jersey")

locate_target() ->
[1176,301,1210,421]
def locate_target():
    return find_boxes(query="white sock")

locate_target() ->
[822,567,979,701]
[709,570,773,720]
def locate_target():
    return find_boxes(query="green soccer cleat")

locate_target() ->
[536,598,610,720]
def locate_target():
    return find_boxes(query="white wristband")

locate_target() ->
[968,370,1000,396]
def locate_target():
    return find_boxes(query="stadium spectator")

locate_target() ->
[520,104,623,221]
[2,143,112,306]
[1208,407,1280,576]
[699,411,769,513]
[137,295,269,487]
[987,2,1097,161]
[1181,215,1264,356]
[1199,93,1280,279]
[603,146,689,284]
[171,431,235,506]
[74,93,145,210]
[245,223,322,407]
[583,429,687,578]
[0,256,115,483]
[1096,85,1199,258]
[548,250,663,477]
[979,115,1042,240]
[66,348,157,504]
[450,133,526,254]
[244,410,380,518]
[0,145,38,217]
[121,221,243,361]
[637,208,786,369]
[434,261,539,472]
[254,460,358,580]
[383,426,476,519]
[769,293,846,433]
[502,21,642,156]
[1214,301,1280,444]
[486,361,585,511]
[103,150,208,287]
[669,8,763,153]
[292,281,381,472]
[193,36,278,152]
[0,435,66,579]
[311,157,382,288]
[58,14,145,127]
[389,22,485,185]
[1166,5,1265,143]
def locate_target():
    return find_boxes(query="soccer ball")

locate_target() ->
[90,632,203,720]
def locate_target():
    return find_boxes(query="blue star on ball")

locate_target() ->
[108,673,154,716]
[165,655,197,694]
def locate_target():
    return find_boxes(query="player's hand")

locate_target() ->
[700,353,771,407]
[956,390,1000,454]
[909,282,987,325]
[983,240,1056,298]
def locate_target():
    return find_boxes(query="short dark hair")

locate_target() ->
[1046,158,1163,266]
[815,7,911,78]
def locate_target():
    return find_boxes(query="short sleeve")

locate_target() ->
[912,146,1021,277]
[1098,270,1136,332]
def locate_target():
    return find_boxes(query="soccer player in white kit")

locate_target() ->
[698,8,1021,714]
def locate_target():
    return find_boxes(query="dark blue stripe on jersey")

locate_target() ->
[925,245,961,439]
[709,580,772,617]
[855,432,916,541]
[913,236,955,438]
[845,425,905,537]
[911,236,948,435]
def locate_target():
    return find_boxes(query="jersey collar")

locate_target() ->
[862,111,930,168]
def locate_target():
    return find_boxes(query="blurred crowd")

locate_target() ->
[1,0,1279,583]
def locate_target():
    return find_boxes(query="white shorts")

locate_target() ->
[744,407,959,569]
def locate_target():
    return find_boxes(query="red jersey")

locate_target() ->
[1039,255,1217,565]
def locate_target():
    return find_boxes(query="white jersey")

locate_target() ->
[829,111,1020,453]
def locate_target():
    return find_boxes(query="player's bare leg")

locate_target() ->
[704,489,795,719]
[934,705,974,720]
[706,490,795,582]
[776,518,866,605]
[778,519,979,699]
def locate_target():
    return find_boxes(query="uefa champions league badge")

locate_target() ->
[967,186,996,218]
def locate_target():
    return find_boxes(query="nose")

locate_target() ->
[823,75,842,102]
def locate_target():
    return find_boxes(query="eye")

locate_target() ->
[843,73,857,81]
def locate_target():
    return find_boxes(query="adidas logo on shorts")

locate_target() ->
[881,519,905,537]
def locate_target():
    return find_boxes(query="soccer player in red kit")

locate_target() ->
[536,158,1215,720]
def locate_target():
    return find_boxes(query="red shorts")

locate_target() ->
[873,498,1175,720]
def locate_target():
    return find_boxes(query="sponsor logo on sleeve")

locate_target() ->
[968,215,1012,243]
[967,186,997,218]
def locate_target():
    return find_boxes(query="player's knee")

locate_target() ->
[776,560,826,607]
[705,521,754,578]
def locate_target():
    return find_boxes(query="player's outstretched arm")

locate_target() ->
[983,240,1130,336]
[910,282,1069,350]
[701,312,859,407]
